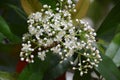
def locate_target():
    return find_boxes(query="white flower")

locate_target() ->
[46,39,53,46]
[66,49,74,57]
[43,4,49,8]
[20,0,102,76]
[34,12,42,22]
[67,0,72,4]
[51,45,61,53]
[54,13,61,20]
[28,25,37,35]
[56,31,66,41]
[21,43,32,52]
[38,52,46,61]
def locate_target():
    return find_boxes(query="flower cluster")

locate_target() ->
[20,0,102,76]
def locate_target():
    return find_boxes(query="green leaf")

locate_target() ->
[106,42,119,58]
[97,1,120,38]
[87,0,111,30]
[43,58,70,80]
[97,54,120,80]
[113,33,120,45]
[106,33,120,66]
[18,52,60,80]
[0,44,20,69]
[18,64,43,80]
[0,33,5,43]
[7,4,27,20]
[1,2,28,37]
[0,71,15,80]
[97,39,108,54]
[113,0,120,4]
[0,16,20,43]
[113,48,120,67]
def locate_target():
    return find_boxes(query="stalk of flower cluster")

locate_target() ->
[20,0,102,76]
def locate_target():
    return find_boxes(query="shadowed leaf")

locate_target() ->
[97,54,120,80]
[72,0,90,20]
[18,52,60,80]
[97,1,120,38]
[0,16,20,43]
[20,0,42,15]
[106,33,120,66]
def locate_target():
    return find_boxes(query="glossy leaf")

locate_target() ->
[97,39,108,54]
[0,2,28,37]
[0,33,5,43]
[0,16,20,43]
[113,48,120,67]
[18,53,60,80]
[113,33,120,45]
[20,0,42,15]
[0,44,21,73]
[43,58,70,80]
[97,1,120,37]
[87,0,111,30]
[0,71,15,80]
[7,4,27,20]
[106,33,120,66]
[106,43,119,59]
[72,0,90,20]
[97,54,120,80]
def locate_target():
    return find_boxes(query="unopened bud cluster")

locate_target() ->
[20,0,102,76]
